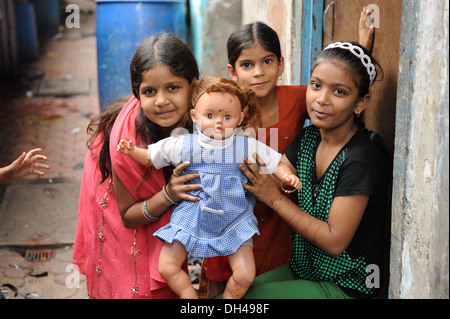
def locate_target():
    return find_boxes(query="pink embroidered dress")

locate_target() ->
[73,96,180,299]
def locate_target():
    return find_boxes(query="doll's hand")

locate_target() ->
[281,174,302,191]
[117,139,135,155]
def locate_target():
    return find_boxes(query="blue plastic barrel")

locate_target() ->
[96,0,187,111]
[14,1,39,61]
[29,0,60,37]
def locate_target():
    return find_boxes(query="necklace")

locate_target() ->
[92,178,141,299]
[94,178,112,297]
[130,230,139,297]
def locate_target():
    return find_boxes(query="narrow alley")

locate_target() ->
[0,0,98,299]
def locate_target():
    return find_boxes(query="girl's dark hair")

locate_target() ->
[227,21,282,69]
[130,34,200,147]
[313,42,384,128]
[88,34,199,183]
[86,95,130,183]
[313,42,383,98]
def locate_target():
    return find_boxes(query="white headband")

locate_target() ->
[323,42,376,85]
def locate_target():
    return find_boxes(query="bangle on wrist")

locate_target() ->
[146,149,151,167]
[280,174,297,194]
[163,185,179,205]
[142,199,160,222]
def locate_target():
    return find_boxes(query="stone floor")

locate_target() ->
[0,2,97,299]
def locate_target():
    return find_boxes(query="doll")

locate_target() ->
[117,77,301,298]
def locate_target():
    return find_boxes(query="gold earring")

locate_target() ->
[355,113,361,118]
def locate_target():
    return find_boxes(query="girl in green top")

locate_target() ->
[239,42,389,299]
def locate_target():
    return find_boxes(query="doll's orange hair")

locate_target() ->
[180,77,261,131]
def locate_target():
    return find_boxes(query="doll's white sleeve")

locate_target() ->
[247,138,282,174]
[147,135,184,169]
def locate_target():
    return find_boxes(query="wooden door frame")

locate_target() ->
[300,0,324,86]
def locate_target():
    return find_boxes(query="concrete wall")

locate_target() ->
[190,0,302,83]
[190,0,242,78]
[242,0,302,85]
[389,0,449,298]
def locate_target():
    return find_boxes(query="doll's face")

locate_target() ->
[190,92,244,140]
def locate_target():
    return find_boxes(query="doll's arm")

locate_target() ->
[117,139,152,167]
[273,161,302,190]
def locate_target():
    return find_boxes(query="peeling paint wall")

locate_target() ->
[242,0,302,85]
[190,0,242,77]
[191,0,302,82]
[390,0,449,299]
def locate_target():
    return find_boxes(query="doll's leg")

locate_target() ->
[222,244,255,299]
[159,241,197,299]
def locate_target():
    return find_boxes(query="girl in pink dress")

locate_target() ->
[73,34,201,298]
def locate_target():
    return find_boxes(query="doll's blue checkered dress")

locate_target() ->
[153,134,259,258]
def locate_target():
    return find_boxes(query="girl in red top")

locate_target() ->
[226,22,307,276]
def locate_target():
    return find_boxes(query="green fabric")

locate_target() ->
[243,264,353,299]
[290,127,374,296]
